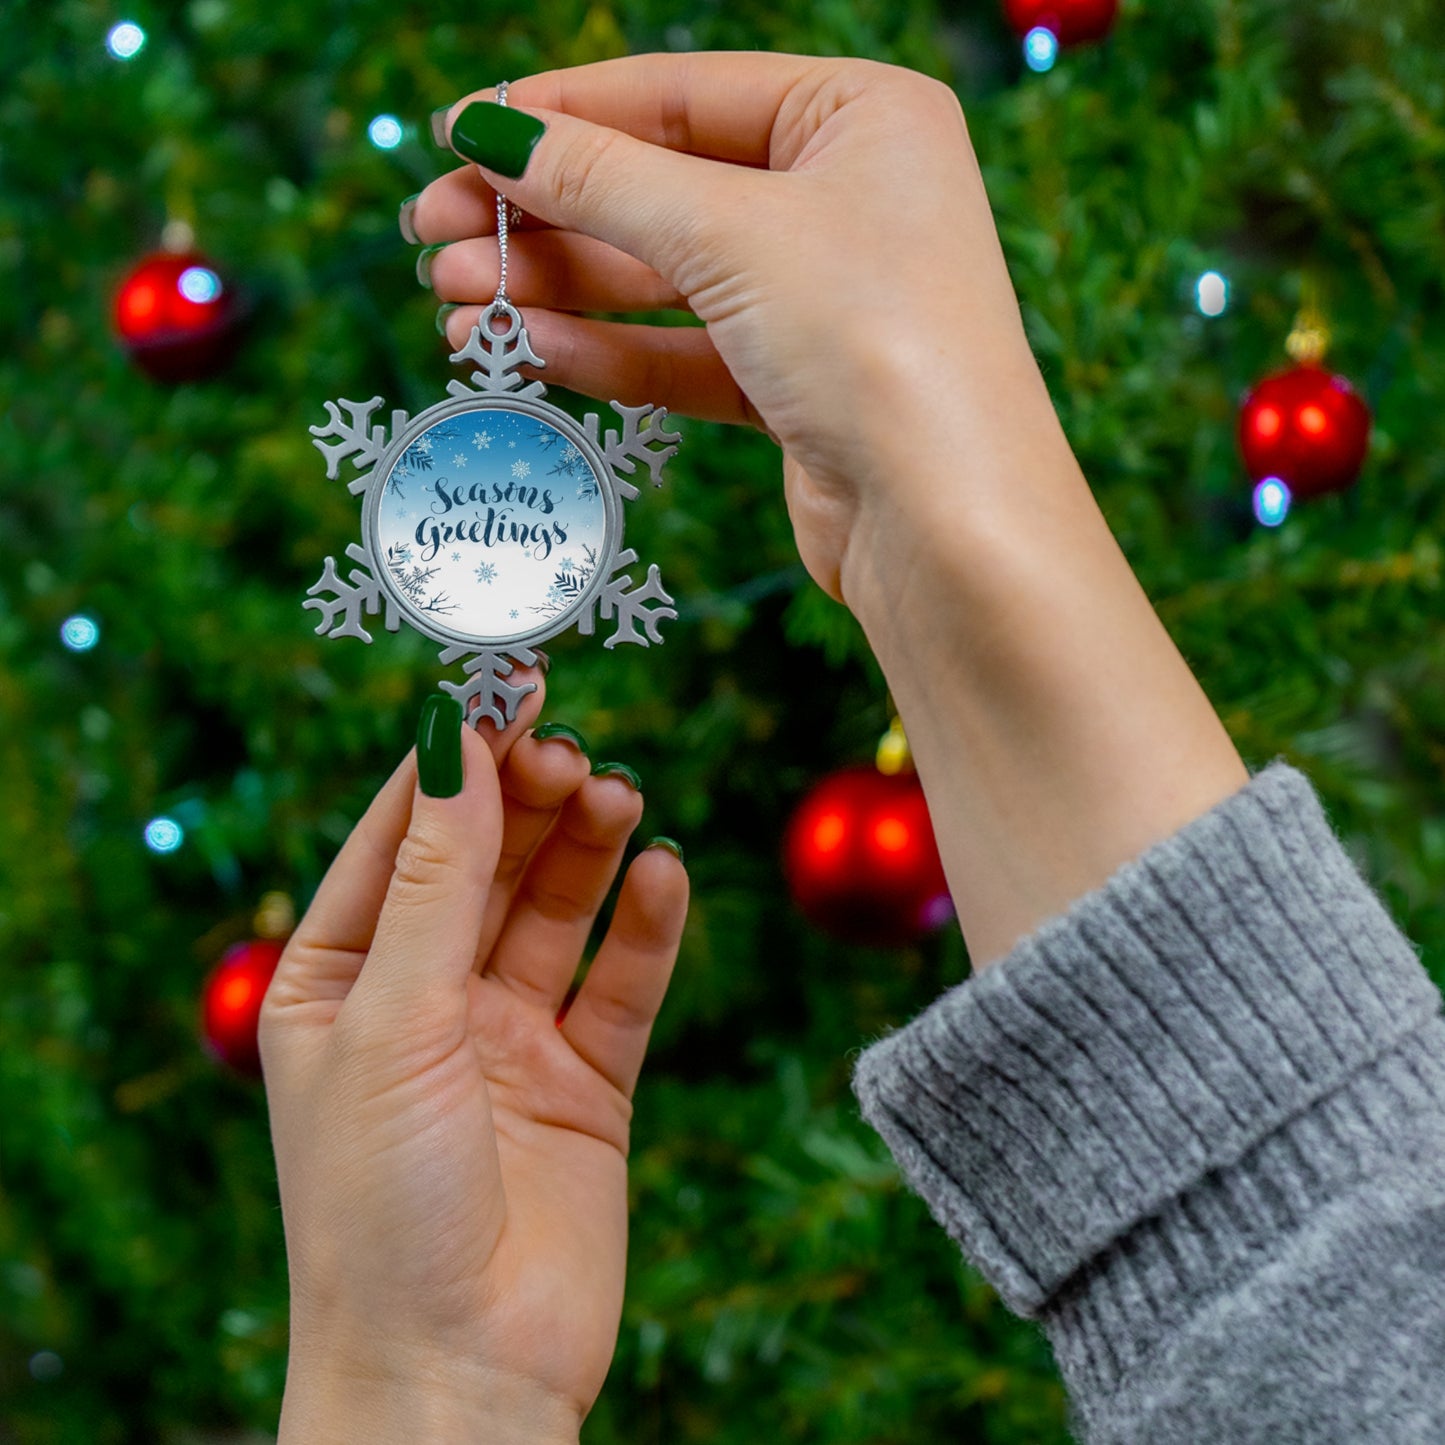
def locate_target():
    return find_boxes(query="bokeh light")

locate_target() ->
[60,615,100,652]
[105,21,146,59]
[144,817,185,853]
[1253,477,1292,528]
[1196,270,1229,317]
[178,266,222,304]
[1024,26,1059,72]
[367,114,404,150]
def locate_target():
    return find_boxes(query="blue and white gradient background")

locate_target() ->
[374,408,608,643]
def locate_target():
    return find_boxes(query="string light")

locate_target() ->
[1253,477,1292,528]
[367,114,404,150]
[1196,270,1229,317]
[105,21,146,59]
[1024,27,1060,72]
[144,817,185,853]
[178,265,222,303]
[60,615,100,651]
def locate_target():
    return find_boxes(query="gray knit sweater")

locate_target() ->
[850,759,1445,1442]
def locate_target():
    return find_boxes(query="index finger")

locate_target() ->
[471,51,847,168]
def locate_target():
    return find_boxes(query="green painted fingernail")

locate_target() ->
[645,836,684,864]
[417,694,464,798]
[398,193,422,245]
[450,101,546,179]
[416,242,448,290]
[429,105,452,148]
[533,722,589,755]
[591,760,641,791]
[435,302,460,337]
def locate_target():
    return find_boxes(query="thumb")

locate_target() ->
[346,695,503,1031]
[441,94,760,291]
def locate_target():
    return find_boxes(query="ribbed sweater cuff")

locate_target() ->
[850,758,1443,1318]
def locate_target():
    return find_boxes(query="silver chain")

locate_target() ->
[492,82,514,315]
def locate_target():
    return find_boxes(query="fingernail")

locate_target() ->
[398,193,422,245]
[533,722,589,756]
[591,760,641,791]
[417,693,464,797]
[416,242,448,290]
[532,648,551,676]
[435,302,460,337]
[450,100,546,179]
[430,105,452,148]
[644,836,684,865]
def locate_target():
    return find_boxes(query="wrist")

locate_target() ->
[279,1343,582,1445]
[837,345,1084,639]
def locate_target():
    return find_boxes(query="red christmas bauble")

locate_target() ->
[200,939,284,1076]
[1237,362,1372,500]
[1003,0,1118,45]
[783,766,953,947]
[113,251,240,382]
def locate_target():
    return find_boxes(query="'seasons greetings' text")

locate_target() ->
[414,477,567,562]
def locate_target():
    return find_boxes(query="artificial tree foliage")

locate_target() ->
[2,0,1443,1440]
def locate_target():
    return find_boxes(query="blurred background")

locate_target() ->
[3,0,1444,1440]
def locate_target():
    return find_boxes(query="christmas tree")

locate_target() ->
[3,0,1443,1440]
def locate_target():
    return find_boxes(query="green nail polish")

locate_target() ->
[417,694,464,797]
[416,242,448,290]
[645,836,685,865]
[429,105,452,148]
[398,193,422,245]
[435,302,460,337]
[591,760,641,791]
[450,101,546,179]
[533,722,589,755]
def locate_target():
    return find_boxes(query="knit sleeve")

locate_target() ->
[850,758,1445,1442]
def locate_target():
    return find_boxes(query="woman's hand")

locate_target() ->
[260,681,688,1443]
[410,53,1061,603]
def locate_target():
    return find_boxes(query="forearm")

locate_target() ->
[841,355,1249,970]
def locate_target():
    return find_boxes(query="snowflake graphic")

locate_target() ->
[473,431,491,449]
[416,436,433,454]
[511,459,532,480]
[451,552,461,561]
[475,561,498,584]
[559,557,575,572]
[451,452,468,468]
[562,444,582,464]
[391,544,412,564]
[507,439,517,448]
[397,509,411,519]
[509,609,519,619]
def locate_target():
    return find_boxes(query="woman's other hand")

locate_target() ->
[260,681,688,1443]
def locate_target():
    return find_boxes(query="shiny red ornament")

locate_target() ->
[1237,362,1372,500]
[1003,0,1118,45]
[200,939,284,1076]
[783,766,953,947]
[113,250,239,382]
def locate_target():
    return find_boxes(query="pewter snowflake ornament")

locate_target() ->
[304,302,680,728]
